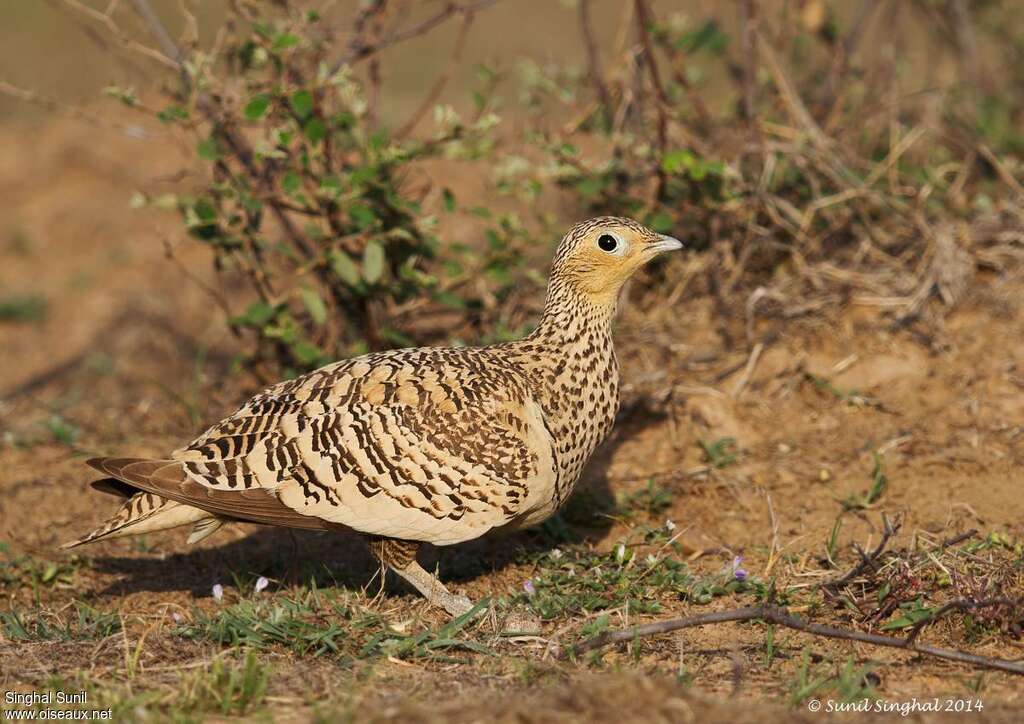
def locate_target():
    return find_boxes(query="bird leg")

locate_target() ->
[366,537,473,617]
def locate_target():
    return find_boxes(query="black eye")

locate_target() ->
[597,234,619,252]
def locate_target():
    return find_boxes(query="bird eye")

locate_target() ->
[597,234,620,253]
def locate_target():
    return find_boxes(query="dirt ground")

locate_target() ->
[1,116,1023,722]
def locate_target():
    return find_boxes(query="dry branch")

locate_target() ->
[633,0,669,154]
[395,8,476,139]
[578,0,613,122]
[559,604,1024,676]
[822,514,900,594]
[738,0,758,122]
[331,0,501,72]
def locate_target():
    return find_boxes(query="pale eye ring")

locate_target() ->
[596,233,625,255]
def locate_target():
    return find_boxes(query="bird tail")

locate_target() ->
[61,461,226,549]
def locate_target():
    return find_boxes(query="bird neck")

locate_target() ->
[505,275,621,507]
[511,275,621,420]
[528,277,618,346]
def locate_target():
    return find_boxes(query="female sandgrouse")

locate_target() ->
[65,217,682,616]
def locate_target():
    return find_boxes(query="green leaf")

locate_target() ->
[661,149,695,174]
[380,327,415,347]
[647,212,674,234]
[434,291,466,310]
[291,340,325,367]
[362,240,385,284]
[348,203,377,230]
[281,171,301,193]
[290,90,314,119]
[866,453,888,504]
[350,166,381,188]
[46,415,78,446]
[576,177,605,198]
[157,105,189,123]
[485,229,502,251]
[230,301,277,328]
[330,251,361,286]
[0,294,47,323]
[331,111,355,130]
[675,20,729,55]
[192,198,217,222]
[442,188,456,213]
[319,175,342,197]
[103,85,138,107]
[303,118,326,144]
[244,94,271,120]
[197,137,221,161]
[299,288,328,327]
[272,33,299,51]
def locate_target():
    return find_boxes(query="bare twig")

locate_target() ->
[0,80,152,135]
[759,42,830,153]
[633,0,670,200]
[331,0,501,72]
[633,0,669,153]
[395,9,475,139]
[367,55,382,130]
[823,514,900,593]
[129,0,182,61]
[657,38,712,130]
[341,0,389,63]
[948,0,981,95]
[977,143,1024,202]
[738,0,758,122]
[939,529,978,549]
[127,0,318,265]
[162,240,238,324]
[904,598,1022,646]
[58,0,178,69]
[730,342,764,399]
[559,604,1024,676]
[821,0,881,118]
[578,0,613,123]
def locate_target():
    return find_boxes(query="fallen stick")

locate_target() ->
[558,604,1024,676]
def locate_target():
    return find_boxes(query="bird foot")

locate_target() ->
[435,591,475,618]
[387,559,481,619]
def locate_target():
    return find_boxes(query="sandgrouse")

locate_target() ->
[65,217,682,616]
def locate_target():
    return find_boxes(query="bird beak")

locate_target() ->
[647,235,683,254]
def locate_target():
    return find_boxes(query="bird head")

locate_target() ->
[549,216,683,305]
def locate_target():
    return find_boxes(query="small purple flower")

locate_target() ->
[732,555,748,581]
[523,579,536,596]
[212,583,224,602]
[170,611,183,623]
[254,576,269,593]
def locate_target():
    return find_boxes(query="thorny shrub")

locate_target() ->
[98,0,1024,372]
[128,3,534,373]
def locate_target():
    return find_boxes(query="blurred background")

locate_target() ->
[3,0,1023,381]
